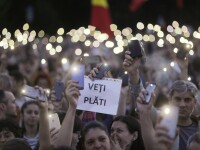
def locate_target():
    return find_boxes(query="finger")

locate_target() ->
[156,113,163,124]
[136,96,143,104]
[123,61,130,67]
[50,127,56,133]
[124,59,133,66]
[150,92,156,105]
[155,125,169,137]
[50,95,56,101]
[125,50,131,55]
[96,63,102,68]
[88,74,94,81]
[93,67,99,74]
[67,80,78,86]
[71,91,81,97]
[69,86,80,92]
[155,124,168,131]
[50,129,59,137]
[125,53,133,61]
[90,70,97,77]
[68,87,80,94]
[137,90,146,103]
[51,89,56,93]
[157,136,173,146]
[67,81,79,89]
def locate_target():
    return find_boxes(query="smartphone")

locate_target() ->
[160,105,179,139]
[21,85,46,101]
[71,64,85,90]
[144,83,156,104]
[44,88,50,97]
[128,40,145,58]
[48,113,61,130]
[54,81,64,101]
[95,63,112,79]
[82,55,101,64]
[121,73,129,87]
[171,61,181,74]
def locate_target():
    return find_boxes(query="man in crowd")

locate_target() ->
[0,90,17,121]
[123,46,199,150]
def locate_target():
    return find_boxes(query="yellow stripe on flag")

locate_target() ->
[92,0,108,8]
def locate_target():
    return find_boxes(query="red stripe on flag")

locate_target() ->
[130,0,145,12]
[90,5,113,38]
[176,0,184,9]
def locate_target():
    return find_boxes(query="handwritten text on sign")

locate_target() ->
[77,76,122,115]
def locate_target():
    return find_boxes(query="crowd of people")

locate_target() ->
[0,35,200,150]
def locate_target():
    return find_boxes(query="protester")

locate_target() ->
[110,115,145,150]
[82,121,111,150]
[1,138,32,150]
[0,74,12,91]
[0,90,17,121]
[123,48,199,150]
[20,86,50,150]
[0,119,22,149]
[1,21,200,150]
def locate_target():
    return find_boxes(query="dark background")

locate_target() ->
[0,0,200,35]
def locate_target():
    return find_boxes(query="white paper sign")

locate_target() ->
[77,76,122,115]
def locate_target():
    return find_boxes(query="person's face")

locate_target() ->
[170,91,196,119]
[0,129,15,146]
[5,91,17,117]
[84,128,110,150]
[110,121,134,148]
[37,78,49,89]
[22,104,39,127]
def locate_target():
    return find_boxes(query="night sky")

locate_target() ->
[0,0,200,35]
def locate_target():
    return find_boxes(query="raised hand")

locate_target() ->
[110,135,124,150]
[153,122,174,150]
[65,80,80,109]
[34,86,48,111]
[123,51,141,74]
[123,51,142,84]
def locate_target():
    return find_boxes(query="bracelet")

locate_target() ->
[129,78,144,97]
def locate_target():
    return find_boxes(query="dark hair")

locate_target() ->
[81,121,109,144]
[169,80,198,98]
[0,89,7,104]
[0,119,22,138]
[112,115,145,150]
[191,56,200,73]
[9,71,25,83]
[21,100,40,134]
[2,138,32,150]
[0,74,12,91]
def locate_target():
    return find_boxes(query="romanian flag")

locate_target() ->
[176,0,184,9]
[90,0,113,38]
[130,0,146,12]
